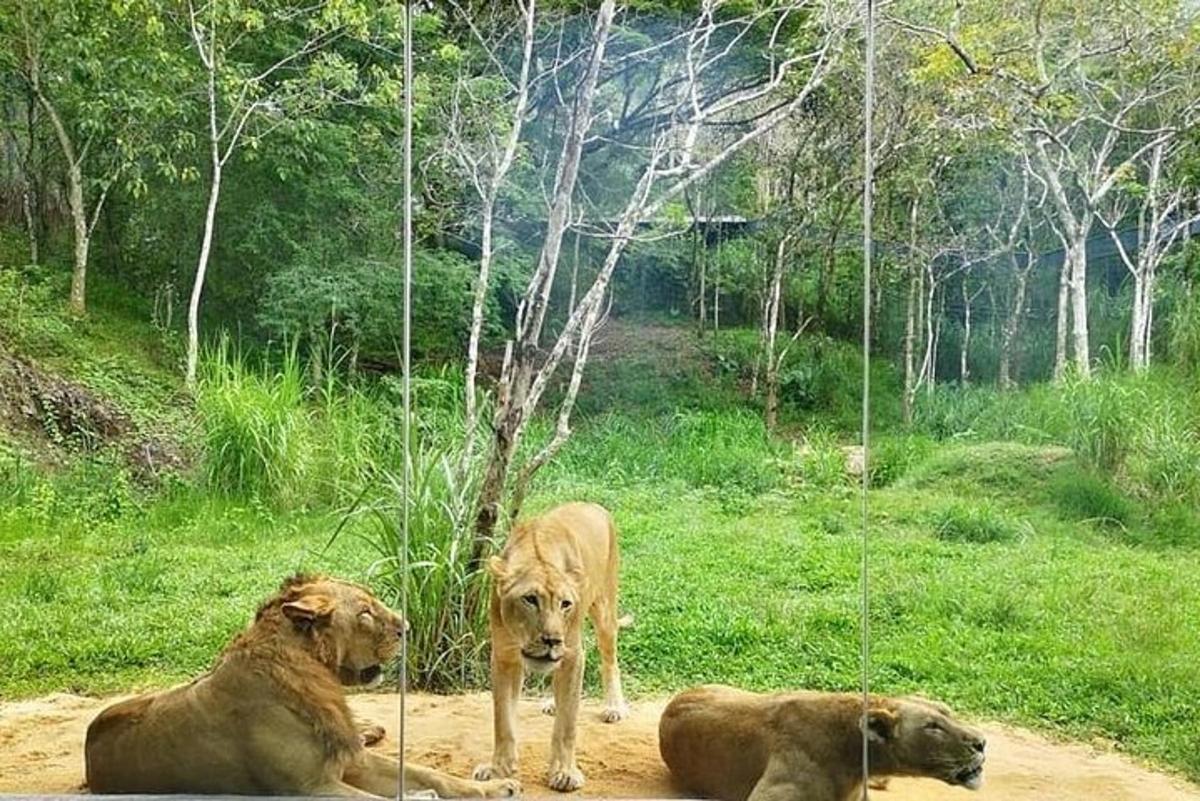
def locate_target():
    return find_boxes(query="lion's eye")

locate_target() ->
[522,594,539,607]
[358,611,375,626]
[561,600,573,610]
[925,722,944,733]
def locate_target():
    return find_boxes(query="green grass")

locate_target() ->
[0,487,377,696]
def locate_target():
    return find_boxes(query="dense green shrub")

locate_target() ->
[258,248,491,364]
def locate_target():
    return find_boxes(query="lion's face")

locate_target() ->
[488,555,581,674]
[865,698,986,790]
[277,576,406,687]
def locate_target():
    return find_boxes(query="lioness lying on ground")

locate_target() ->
[659,685,986,801]
[85,574,519,798]
[474,501,628,792]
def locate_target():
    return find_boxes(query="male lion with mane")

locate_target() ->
[659,685,986,801]
[85,574,519,798]
[474,502,628,792]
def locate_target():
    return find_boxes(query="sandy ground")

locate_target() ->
[2,691,1198,800]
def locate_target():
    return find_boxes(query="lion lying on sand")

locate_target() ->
[85,574,519,798]
[475,501,628,792]
[659,685,986,801]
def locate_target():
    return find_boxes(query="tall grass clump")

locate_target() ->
[1060,372,1138,474]
[197,339,310,501]
[342,441,491,691]
[932,500,1023,544]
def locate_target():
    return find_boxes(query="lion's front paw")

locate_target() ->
[547,764,585,793]
[403,790,439,800]
[541,698,557,716]
[600,701,628,723]
[473,762,516,782]
[358,723,386,746]
[480,778,522,797]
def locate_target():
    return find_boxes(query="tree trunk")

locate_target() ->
[764,237,786,431]
[1141,267,1155,368]
[960,280,971,384]
[928,284,944,394]
[1067,235,1090,376]
[187,158,221,388]
[66,162,89,315]
[16,90,39,265]
[1053,255,1070,382]
[712,229,721,332]
[460,0,536,469]
[568,228,580,318]
[472,0,616,554]
[33,63,93,315]
[1129,272,1146,370]
[902,263,918,424]
[462,199,497,459]
[999,255,1029,390]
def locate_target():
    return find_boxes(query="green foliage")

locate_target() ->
[792,429,851,491]
[932,500,1023,544]
[258,249,486,363]
[1060,373,1136,473]
[868,433,936,487]
[1048,469,1134,528]
[338,442,491,691]
[1169,278,1200,371]
[197,339,310,501]
[543,408,782,497]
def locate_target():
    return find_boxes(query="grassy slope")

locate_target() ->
[1,307,1198,781]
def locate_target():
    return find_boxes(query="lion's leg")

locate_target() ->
[546,636,586,792]
[310,778,381,797]
[345,751,521,799]
[590,601,627,724]
[357,720,386,747]
[474,654,523,780]
[745,756,837,801]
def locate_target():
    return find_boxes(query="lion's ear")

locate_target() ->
[281,595,335,628]
[862,708,898,744]
[487,556,508,582]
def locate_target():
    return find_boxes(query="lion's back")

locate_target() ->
[659,685,771,801]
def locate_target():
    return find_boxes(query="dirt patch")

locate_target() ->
[0,347,186,479]
[2,691,1198,799]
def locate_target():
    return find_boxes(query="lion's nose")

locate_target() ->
[396,619,409,637]
[541,635,563,648]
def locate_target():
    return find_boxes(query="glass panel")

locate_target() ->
[867,3,1199,800]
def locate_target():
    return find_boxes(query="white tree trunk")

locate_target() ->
[1067,235,1090,376]
[999,257,1029,389]
[460,1,536,468]
[187,53,223,390]
[1053,256,1070,382]
[187,158,221,388]
[764,236,787,431]
[902,263,918,423]
[67,162,89,315]
[960,280,971,384]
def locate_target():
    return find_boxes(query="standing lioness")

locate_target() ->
[86,574,519,798]
[660,685,986,801]
[474,502,628,792]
